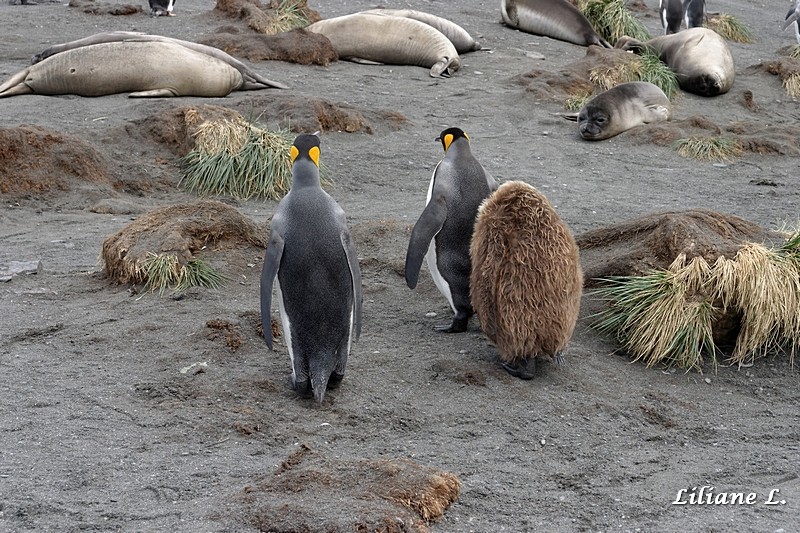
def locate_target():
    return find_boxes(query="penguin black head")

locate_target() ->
[436,127,470,153]
[290,133,321,168]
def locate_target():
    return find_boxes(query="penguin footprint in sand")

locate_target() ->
[260,133,362,403]
[405,127,497,333]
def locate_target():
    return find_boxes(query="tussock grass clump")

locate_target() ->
[563,88,594,111]
[790,45,800,59]
[592,255,719,372]
[588,51,678,98]
[578,0,651,45]
[265,0,313,34]
[180,117,331,200]
[674,136,743,162]
[635,51,680,99]
[783,73,800,97]
[592,231,800,371]
[140,253,227,296]
[705,14,754,44]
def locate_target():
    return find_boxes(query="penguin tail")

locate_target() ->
[309,354,337,404]
[311,374,330,404]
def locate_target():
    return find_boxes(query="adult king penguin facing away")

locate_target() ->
[260,134,362,403]
[405,127,497,333]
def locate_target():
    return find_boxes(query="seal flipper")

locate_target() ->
[128,88,180,98]
[0,69,32,97]
[405,191,447,289]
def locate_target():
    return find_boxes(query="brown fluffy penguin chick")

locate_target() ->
[470,180,582,379]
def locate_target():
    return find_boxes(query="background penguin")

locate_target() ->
[260,133,362,403]
[149,0,175,17]
[659,0,684,34]
[405,127,497,333]
[470,181,582,379]
[659,0,705,34]
[785,0,800,44]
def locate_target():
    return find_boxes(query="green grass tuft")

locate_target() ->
[180,118,332,201]
[266,0,313,34]
[674,136,743,162]
[140,253,227,296]
[578,0,651,45]
[563,89,593,111]
[636,51,680,99]
[705,14,754,44]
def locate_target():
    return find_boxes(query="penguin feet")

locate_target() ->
[501,357,536,380]
[327,372,345,390]
[292,378,314,399]
[433,312,470,333]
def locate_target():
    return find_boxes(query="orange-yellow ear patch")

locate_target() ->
[290,145,299,162]
[309,146,320,167]
[443,133,454,151]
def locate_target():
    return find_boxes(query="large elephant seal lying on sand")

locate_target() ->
[307,12,460,77]
[0,31,287,98]
[616,27,734,96]
[361,8,481,53]
[500,0,612,48]
[566,82,673,140]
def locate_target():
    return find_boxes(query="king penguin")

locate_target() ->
[405,127,497,333]
[260,133,362,403]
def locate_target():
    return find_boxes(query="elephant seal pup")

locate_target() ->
[361,8,481,53]
[260,134,362,403]
[616,27,734,96]
[29,31,288,90]
[307,12,460,77]
[571,82,672,140]
[0,40,278,98]
[406,128,497,333]
[470,180,582,380]
[500,0,611,48]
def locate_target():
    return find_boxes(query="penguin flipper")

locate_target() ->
[260,229,285,350]
[784,11,799,30]
[340,228,363,341]
[405,193,447,289]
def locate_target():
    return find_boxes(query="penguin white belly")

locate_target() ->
[423,165,455,312]
[275,279,296,383]
[425,240,455,313]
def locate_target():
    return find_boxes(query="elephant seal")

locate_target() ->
[149,0,175,17]
[0,40,286,98]
[405,127,497,333]
[570,82,672,140]
[361,8,481,53]
[616,27,734,96]
[306,12,460,77]
[470,180,582,379]
[28,31,287,90]
[260,134,362,403]
[500,0,612,48]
